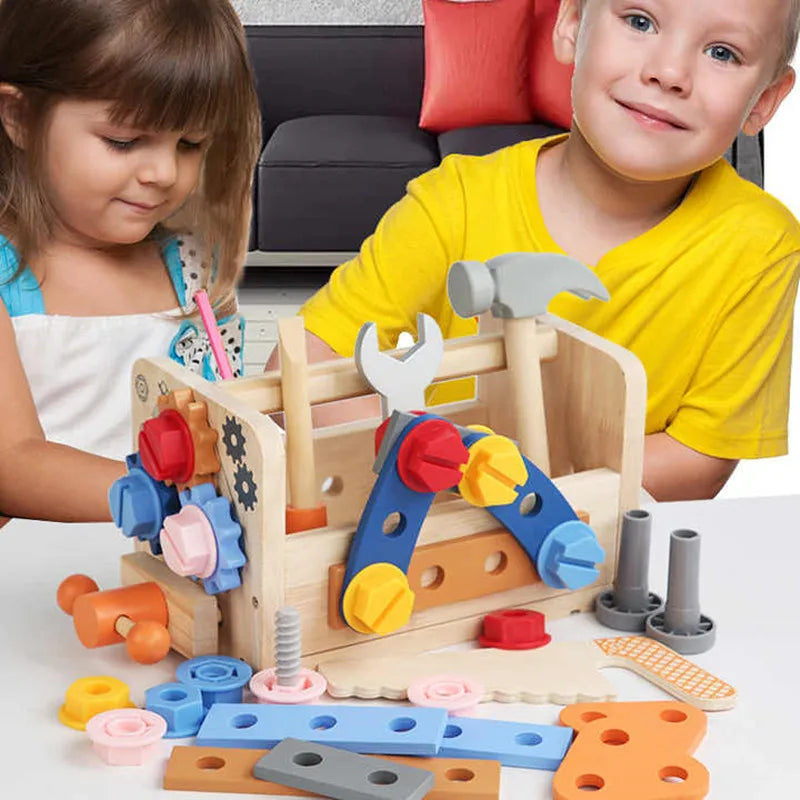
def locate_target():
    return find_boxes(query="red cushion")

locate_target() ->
[528,0,574,128]
[419,0,534,134]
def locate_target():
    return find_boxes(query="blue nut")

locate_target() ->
[108,453,180,555]
[536,520,605,590]
[145,682,205,738]
[175,655,253,710]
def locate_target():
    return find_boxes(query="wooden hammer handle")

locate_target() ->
[503,317,551,476]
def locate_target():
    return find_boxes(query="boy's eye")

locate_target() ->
[103,137,137,151]
[705,45,739,64]
[179,139,205,151]
[624,14,654,33]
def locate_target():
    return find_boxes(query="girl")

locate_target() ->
[0,0,262,523]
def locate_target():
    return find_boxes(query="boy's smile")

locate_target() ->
[559,0,794,182]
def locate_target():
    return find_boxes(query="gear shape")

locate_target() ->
[233,463,258,512]
[108,452,180,555]
[221,416,247,463]
[179,482,246,595]
[158,388,220,489]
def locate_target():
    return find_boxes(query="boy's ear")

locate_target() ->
[553,0,582,66]
[742,67,795,136]
[0,83,27,148]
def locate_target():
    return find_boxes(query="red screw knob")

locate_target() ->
[138,410,195,483]
[397,418,469,493]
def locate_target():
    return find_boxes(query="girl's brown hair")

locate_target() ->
[0,0,261,311]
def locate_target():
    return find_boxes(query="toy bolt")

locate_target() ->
[646,529,716,655]
[397,418,468,493]
[57,574,171,665]
[138,409,195,483]
[249,606,327,704]
[596,509,663,631]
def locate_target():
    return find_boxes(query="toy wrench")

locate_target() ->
[354,313,444,418]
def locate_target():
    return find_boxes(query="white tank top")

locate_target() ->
[1,231,244,461]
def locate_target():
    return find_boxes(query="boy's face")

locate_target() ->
[556,0,795,181]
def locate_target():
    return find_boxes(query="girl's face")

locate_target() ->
[42,99,208,247]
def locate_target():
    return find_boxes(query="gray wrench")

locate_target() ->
[354,312,444,418]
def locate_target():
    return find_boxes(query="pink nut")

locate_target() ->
[407,674,485,716]
[85,708,167,765]
[249,667,327,704]
[160,505,218,578]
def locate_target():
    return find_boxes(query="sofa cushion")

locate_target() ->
[419,0,533,133]
[438,123,564,158]
[528,0,574,128]
[257,115,439,252]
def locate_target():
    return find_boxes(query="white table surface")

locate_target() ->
[1,495,798,797]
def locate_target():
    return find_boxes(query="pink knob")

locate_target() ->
[407,674,485,716]
[249,668,327,704]
[85,708,167,765]
[160,505,218,578]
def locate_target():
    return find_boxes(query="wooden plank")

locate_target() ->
[165,745,501,800]
[225,327,558,414]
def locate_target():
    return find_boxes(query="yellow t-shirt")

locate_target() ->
[301,135,800,459]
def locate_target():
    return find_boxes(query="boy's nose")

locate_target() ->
[640,42,693,96]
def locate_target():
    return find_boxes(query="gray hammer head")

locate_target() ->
[447,252,609,319]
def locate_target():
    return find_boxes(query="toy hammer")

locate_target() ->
[447,253,608,475]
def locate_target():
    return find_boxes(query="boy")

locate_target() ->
[275,0,800,501]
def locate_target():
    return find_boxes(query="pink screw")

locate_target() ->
[249,606,327,704]
[160,505,218,578]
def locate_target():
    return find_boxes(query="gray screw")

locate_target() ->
[275,606,302,687]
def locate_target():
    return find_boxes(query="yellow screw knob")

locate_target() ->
[458,433,527,507]
[342,563,415,635]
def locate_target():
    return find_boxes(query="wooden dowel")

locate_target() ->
[278,316,321,509]
[227,327,558,415]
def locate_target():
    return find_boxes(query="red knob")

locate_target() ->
[397,418,468,493]
[138,409,195,483]
[479,609,551,650]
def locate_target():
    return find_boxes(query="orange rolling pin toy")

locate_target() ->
[57,574,171,665]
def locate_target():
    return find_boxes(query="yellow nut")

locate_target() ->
[342,563,415,636]
[459,433,527,507]
[58,676,136,731]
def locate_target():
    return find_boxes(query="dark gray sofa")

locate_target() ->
[246,24,764,259]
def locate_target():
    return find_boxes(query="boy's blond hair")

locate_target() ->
[0,0,262,313]
[784,0,800,71]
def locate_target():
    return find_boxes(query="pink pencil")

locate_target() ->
[194,289,235,380]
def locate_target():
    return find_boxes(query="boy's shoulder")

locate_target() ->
[411,135,560,200]
[699,159,800,247]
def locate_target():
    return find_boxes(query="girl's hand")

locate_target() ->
[0,515,12,529]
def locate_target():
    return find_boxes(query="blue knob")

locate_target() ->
[536,520,605,589]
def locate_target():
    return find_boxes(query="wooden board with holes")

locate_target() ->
[164,745,500,800]
[327,514,591,628]
[317,635,737,712]
[554,701,709,799]
[129,312,646,668]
